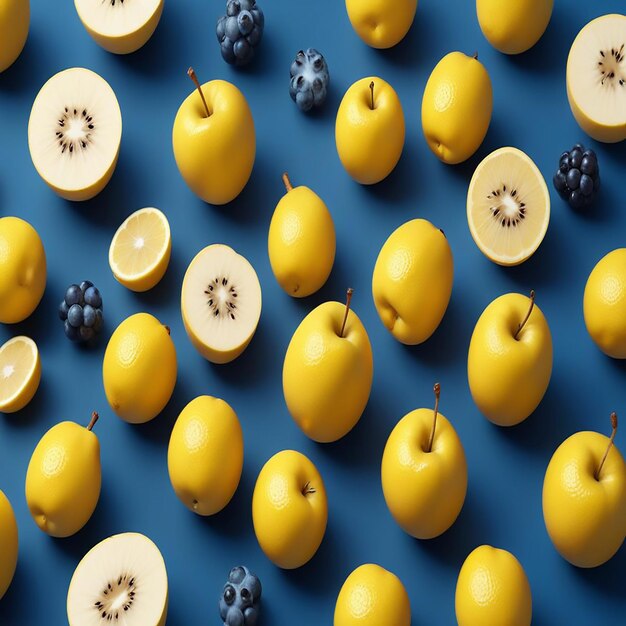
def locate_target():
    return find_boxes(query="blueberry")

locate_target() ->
[570,189,585,210]
[233,38,253,64]
[79,280,93,293]
[238,10,254,35]
[580,174,594,196]
[217,16,226,41]
[569,149,583,169]
[83,305,97,328]
[221,39,237,64]
[225,610,244,626]
[79,325,95,343]
[59,300,69,321]
[229,567,246,584]
[244,606,258,626]
[239,0,256,9]
[566,168,581,190]
[219,566,261,626]
[64,320,80,341]
[94,308,103,333]
[68,304,84,328]
[553,171,567,193]
[225,16,240,40]
[218,0,263,66]
[581,154,597,175]
[246,24,262,46]
[290,48,329,112]
[572,143,584,152]
[296,89,314,111]
[65,284,82,306]
[559,155,569,173]
[250,8,263,28]
[226,0,240,17]
[84,286,102,308]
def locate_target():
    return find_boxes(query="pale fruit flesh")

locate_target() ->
[75,0,163,54]
[28,67,122,201]
[467,147,550,266]
[567,14,626,143]
[0,0,29,72]
[181,244,262,364]
[0,335,41,413]
[345,0,417,49]
[67,532,168,626]
[0,490,18,601]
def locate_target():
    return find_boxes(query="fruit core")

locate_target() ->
[2,365,14,379]
[93,573,137,622]
[598,44,625,87]
[204,277,239,320]
[487,185,526,227]
[56,107,95,156]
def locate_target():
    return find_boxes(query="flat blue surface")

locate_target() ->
[1,0,625,624]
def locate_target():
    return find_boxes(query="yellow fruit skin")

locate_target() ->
[372,219,453,345]
[168,396,243,516]
[468,293,552,426]
[173,80,255,205]
[268,184,336,298]
[583,249,626,358]
[25,421,101,538]
[456,546,532,626]
[114,233,171,292]
[543,431,626,568]
[0,0,29,72]
[74,0,163,54]
[477,0,553,54]
[0,217,46,324]
[422,52,492,164]
[334,564,411,626]
[283,301,373,442]
[345,0,417,49]
[381,409,467,539]
[252,450,327,569]
[0,490,18,600]
[0,338,41,413]
[103,313,177,423]
[336,77,405,185]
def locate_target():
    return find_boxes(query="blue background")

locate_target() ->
[1,0,625,624]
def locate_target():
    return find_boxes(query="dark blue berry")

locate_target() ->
[238,10,254,35]
[227,0,240,17]
[83,305,97,328]
[217,16,226,41]
[58,300,69,321]
[250,8,263,28]
[566,168,581,190]
[580,174,594,196]
[570,190,585,210]
[234,38,253,64]
[246,25,262,46]
[79,280,93,293]
[244,607,258,626]
[554,144,599,209]
[221,39,237,64]
[559,155,569,173]
[569,149,582,169]
[218,0,263,66]
[219,566,261,626]
[64,320,80,341]
[94,308,103,333]
[553,171,567,193]
[572,143,584,152]
[290,48,330,112]
[65,284,82,306]
[68,304,83,328]
[225,16,240,40]
[84,286,102,308]
[581,153,597,175]
[79,326,95,342]
[62,282,104,345]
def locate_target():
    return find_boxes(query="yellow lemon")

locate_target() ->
[584,249,626,358]
[25,412,101,537]
[0,489,18,600]
[345,0,417,49]
[0,335,41,413]
[477,0,553,55]
[0,0,29,72]
[109,207,171,292]
[0,216,46,324]
[268,173,336,298]
[455,545,532,626]
[168,396,243,516]
[103,312,177,423]
[421,52,492,164]
[334,563,411,626]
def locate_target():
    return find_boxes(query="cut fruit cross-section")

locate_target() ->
[0,336,41,413]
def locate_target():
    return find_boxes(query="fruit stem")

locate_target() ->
[595,412,618,481]
[369,81,375,110]
[187,67,211,118]
[87,412,99,431]
[514,290,535,340]
[165,325,171,335]
[282,172,293,192]
[340,288,354,338]
[472,51,478,60]
[426,383,441,453]
[302,481,316,496]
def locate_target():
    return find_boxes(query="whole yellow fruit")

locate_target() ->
[268,173,336,297]
[168,396,243,516]
[0,490,18,600]
[25,413,101,537]
[103,313,177,423]
[0,0,29,72]
[252,450,327,569]
[455,545,532,626]
[334,563,411,626]
[0,216,46,324]
[345,0,417,49]
[422,52,492,164]
[477,0,553,55]
[372,219,453,345]
[584,248,626,358]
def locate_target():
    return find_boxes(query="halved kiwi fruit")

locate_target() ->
[67,532,168,626]
[467,147,550,266]
[28,67,122,202]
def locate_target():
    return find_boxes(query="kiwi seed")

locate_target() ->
[55,107,95,156]
[598,43,625,87]
[487,185,526,228]
[204,277,239,320]
[93,573,137,622]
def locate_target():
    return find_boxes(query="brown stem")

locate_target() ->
[426,383,441,453]
[165,325,171,335]
[187,67,211,118]
[340,288,354,338]
[282,172,293,192]
[87,412,99,431]
[472,51,478,60]
[369,81,375,110]
[595,412,618,480]
[302,481,316,495]
[514,290,535,340]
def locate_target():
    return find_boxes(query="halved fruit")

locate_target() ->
[567,14,626,143]
[109,207,171,292]
[28,67,122,202]
[0,336,41,413]
[67,532,168,626]
[181,244,262,364]
[467,147,550,266]
[75,0,164,55]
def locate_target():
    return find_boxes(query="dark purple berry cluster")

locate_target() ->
[58,281,103,345]
[217,0,264,67]
[553,144,600,210]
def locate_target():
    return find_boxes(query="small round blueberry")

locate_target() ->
[79,280,93,294]
[226,0,240,17]
[559,155,569,173]
[553,171,567,193]
[246,25,262,47]
[572,143,584,152]
[233,38,253,64]
[84,286,102,308]
[229,567,246,584]
[93,309,103,333]
[569,149,582,169]
[79,325,95,343]
[83,305,97,328]
[238,10,254,35]
[250,8,263,28]
[68,304,84,328]
[225,16,240,40]
[579,174,594,196]
[244,606,259,626]
[296,89,314,112]
[221,39,236,64]
[64,320,80,341]
[246,574,262,599]
[566,168,581,190]
[225,609,244,626]
[581,154,597,175]
[65,284,82,306]
[217,16,226,42]
[570,190,585,210]
[240,0,255,9]
[58,300,69,321]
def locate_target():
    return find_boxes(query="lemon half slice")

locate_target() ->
[0,336,41,413]
[467,147,550,266]
[109,207,171,292]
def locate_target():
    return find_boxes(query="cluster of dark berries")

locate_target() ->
[58,281,103,345]
[290,48,330,112]
[553,144,600,210]
[217,0,264,67]
[219,566,261,626]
